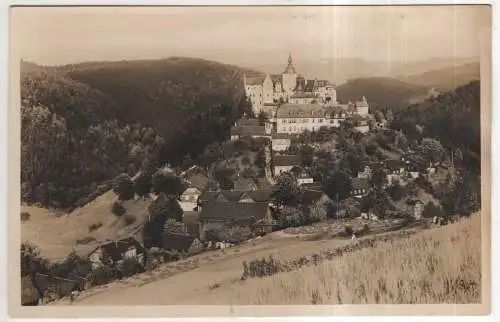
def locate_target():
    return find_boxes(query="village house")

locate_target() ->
[162,233,197,253]
[271,132,292,151]
[357,165,373,179]
[33,273,81,303]
[351,177,370,198]
[230,124,268,141]
[276,103,328,134]
[184,173,212,192]
[183,210,201,237]
[198,202,273,241]
[355,96,370,116]
[325,105,347,127]
[296,170,314,185]
[385,159,407,184]
[273,154,301,176]
[301,189,334,212]
[87,237,145,270]
[179,187,202,212]
[406,199,425,219]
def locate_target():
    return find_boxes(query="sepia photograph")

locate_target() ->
[8,3,492,318]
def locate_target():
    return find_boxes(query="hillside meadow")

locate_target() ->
[232,214,481,305]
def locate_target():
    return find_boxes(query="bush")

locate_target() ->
[123,214,137,226]
[111,201,126,217]
[347,206,361,218]
[118,178,135,201]
[119,258,144,277]
[422,201,445,218]
[76,236,97,245]
[134,172,152,197]
[88,222,103,232]
[388,183,406,202]
[242,256,282,279]
[21,211,31,222]
[344,225,354,237]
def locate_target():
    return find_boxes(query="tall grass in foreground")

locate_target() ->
[237,214,481,304]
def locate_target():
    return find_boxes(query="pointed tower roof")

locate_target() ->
[284,52,297,74]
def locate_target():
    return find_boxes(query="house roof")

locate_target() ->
[272,132,291,140]
[324,105,345,114]
[162,233,196,252]
[276,104,326,118]
[246,189,274,202]
[301,183,323,191]
[95,237,144,262]
[302,189,328,205]
[33,273,78,298]
[199,202,269,221]
[270,74,282,82]
[314,80,331,87]
[185,174,211,191]
[198,191,221,204]
[236,118,260,127]
[22,276,40,305]
[234,177,258,191]
[231,125,267,137]
[291,92,317,99]
[183,211,199,224]
[386,159,405,170]
[274,155,301,167]
[352,178,370,190]
[254,178,272,189]
[220,190,245,202]
[245,76,266,86]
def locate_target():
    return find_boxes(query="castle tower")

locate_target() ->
[282,53,298,95]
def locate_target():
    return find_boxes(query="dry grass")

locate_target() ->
[235,214,481,304]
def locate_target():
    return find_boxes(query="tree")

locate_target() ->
[257,110,268,126]
[152,173,185,198]
[299,145,314,167]
[134,172,152,198]
[21,104,67,205]
[422,201,444,218]
[370,166,387,188]
[117,177,135,200]
[213,165,235,190]
[418,138,445,164]
[323,171,353,201]
[387,182,405,202]
[272,172,302,207]
[144,194,184,248]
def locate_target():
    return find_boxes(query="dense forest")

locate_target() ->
[21,58,256,209]
[391,81,481,175]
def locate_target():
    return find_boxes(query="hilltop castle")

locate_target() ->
[243,53,338,115]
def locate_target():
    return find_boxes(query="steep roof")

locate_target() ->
[291,92,317,99]
[301,182,323,191]
[274,155,301,167]
[198,191,221,204]
[230,125,267,137]
[324,105,345,114]
[302,189,328,205]
[96,237,144,262]
[246,189,274,202]
[199,202,269,221]
[254,178,273,189]
[352,178,370,190]
[236,118,260,127]
[276,104,326,118]
[182,211,199,224]
[314,80,331,87]
[185,173,211,191]
[386,159,405,170]
[245,76,266,86]
[220,190,245,202]
[272,132,291,140]
[162,233,196,252]
[234,177,259,191]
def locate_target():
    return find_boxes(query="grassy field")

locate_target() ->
[233,214,481,305]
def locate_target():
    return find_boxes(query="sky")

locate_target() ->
[11,5,489,67]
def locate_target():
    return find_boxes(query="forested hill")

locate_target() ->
[391,80,481,175]
[21,57,258,208]
[335,77,428,111]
